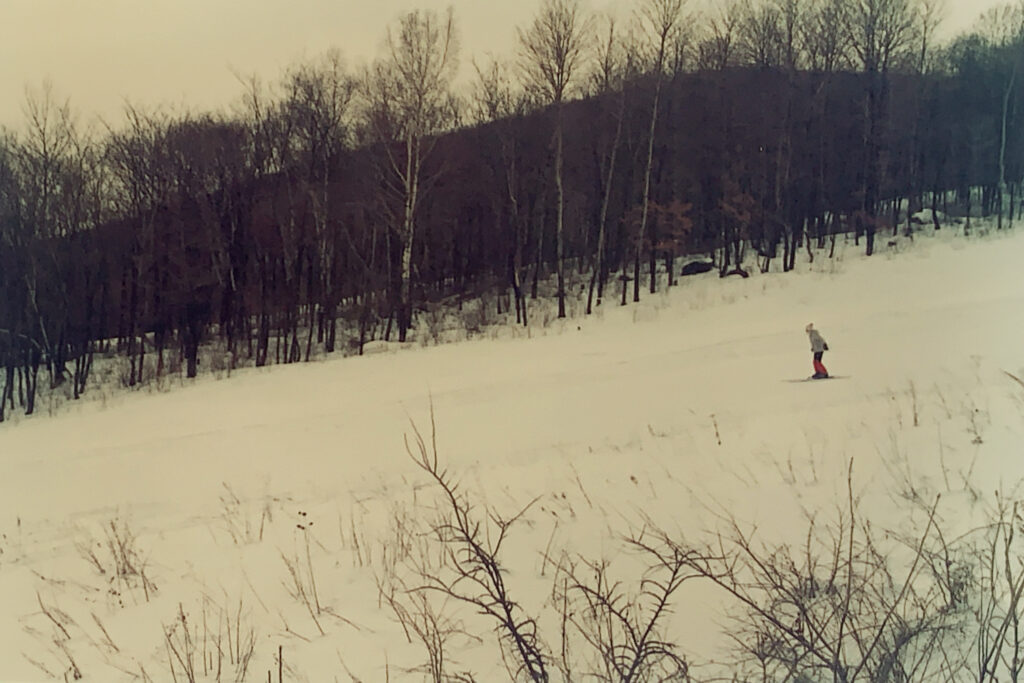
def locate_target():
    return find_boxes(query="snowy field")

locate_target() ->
[2,224,1024,681]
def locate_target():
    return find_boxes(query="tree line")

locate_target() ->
[1,0,1022,419]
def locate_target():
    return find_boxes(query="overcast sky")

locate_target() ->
[0,0,1007,131]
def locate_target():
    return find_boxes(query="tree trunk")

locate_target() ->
[1011,182,1017,225]
[648,245,657,294]
[77,343,93,399]
[126,264,139,387]
[324,302,337,353]
[532,191,545,301]
[503,145,528,327]
[0,364,12,423]
[634,77,663,303]
[965,187,972,235]
[136,329,145,386]
[998,62,1016,230]
[620,254,629,306]
[863,70,887,257]
[588,90,625,315]
[399,135,419,342]
[804,218,815,264]
[304,304,316,362]
[23,348,40,416]
[554,104,567,319]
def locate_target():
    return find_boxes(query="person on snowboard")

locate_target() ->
[805,323,829,379]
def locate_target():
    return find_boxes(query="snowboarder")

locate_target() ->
[806,323,829,379]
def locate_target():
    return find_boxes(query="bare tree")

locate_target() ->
[586,16,635,314]
[282,51,356,355]
[803,0,852,72]
[519,0,591,319]
[0,86,110,412]
[846,0,917,254]
[697,0,743,70]
[471,57,533,326]
[777,0,808,70]
[10,84,82,409]
[162,113,253,378]
[975,2,1024,230]
[235,73,297,367]
[912,0,946,75]
[900,0,946,235]
[18,84,75,245]
[105,105,173,386]
[363,9,459,342]
[800,0,851,257]
[633,0,687,301]
[55,116,108,398]
[667,9,700,74]
[847,0,917,74]
[736,0,785,68]
[0,133,22,420]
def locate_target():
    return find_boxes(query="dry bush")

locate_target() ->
[554,536,694,682]
[397,410,697,683]
[404,409,550,682]
[377,572,478,683]
[958,492,1024,681]
[26,591,82,681]
[218,483,272,546]
[75,518,157,606]
[657,461,969,682]
[421,304,450,346]
[281,518,325,637]
[164,594,258,683]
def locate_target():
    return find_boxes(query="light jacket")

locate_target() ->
[808,329,827,353]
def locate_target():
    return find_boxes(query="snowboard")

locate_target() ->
[784,375,848,383]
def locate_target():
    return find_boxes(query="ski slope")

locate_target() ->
[2,226,1023,681]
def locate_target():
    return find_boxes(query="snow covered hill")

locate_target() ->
[2,226,1024,681]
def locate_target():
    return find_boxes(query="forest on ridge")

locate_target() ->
[0,0,1021,419]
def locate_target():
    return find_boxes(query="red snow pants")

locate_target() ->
[813,351,827,376]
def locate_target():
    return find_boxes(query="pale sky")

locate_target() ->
[0,0,1006,131]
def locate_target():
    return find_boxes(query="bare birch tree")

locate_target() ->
[363,9,459,342]
[519,0,591,319]
[586,16,634,314]
[633,0,687,301]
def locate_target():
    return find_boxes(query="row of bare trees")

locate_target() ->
[1,0,1022,418]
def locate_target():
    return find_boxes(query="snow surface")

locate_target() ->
[2,225,1024,681]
